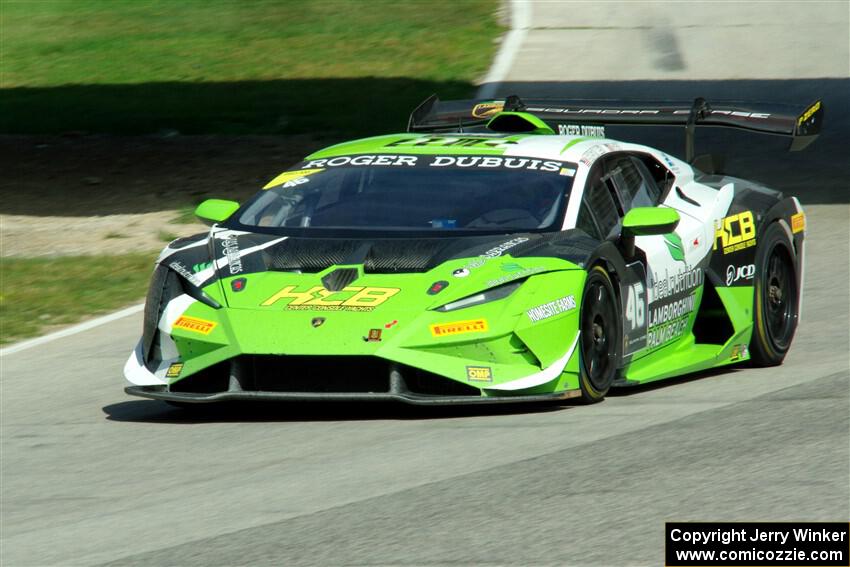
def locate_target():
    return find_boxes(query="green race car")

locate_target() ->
[125,95,821,404]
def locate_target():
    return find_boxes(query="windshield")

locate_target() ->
[232,153,577,235]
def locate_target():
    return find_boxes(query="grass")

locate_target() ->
[0,0,502,136]
[157,230,179,242]
[0,254,156,345]
[173,205,200,225]
[0,0,502,343]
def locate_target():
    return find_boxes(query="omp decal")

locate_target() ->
[798,101,821,126]
[663,234,685,262]
[791,212,806,233]
[173,316,217,335]
[558,124,605,137]
[263,168,323,189]
[486,332,579,391]
[430,319,489,337]
[471,102,504,118]
[526,295,576,323]
[166,362,184,378]
[466,366,493,382]
[262,286,400,312]
[726,264,755,286]
[714,211,756,254]
[452,268,470,278]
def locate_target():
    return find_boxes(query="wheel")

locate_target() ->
[578,266,622,402]
[749,221,799,366]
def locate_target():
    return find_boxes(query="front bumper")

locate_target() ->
[125,351,581,405]
[125,386,579,405]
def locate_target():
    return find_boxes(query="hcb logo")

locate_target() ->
[262,285,399,312]
[714,211,756,254]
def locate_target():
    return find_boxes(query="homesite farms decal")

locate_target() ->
[526,295,576,323]
[262,286,400,312]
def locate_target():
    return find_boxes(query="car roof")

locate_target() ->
[304,132,630,164]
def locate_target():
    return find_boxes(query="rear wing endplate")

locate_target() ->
[407,95,824,161]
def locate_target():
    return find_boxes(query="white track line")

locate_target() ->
[0,303,144,357]
[477,0,532,99]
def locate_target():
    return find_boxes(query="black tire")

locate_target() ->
[749,221,799,366]
[578,266,622,402]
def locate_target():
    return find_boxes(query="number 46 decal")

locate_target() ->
[625,283,645,329]
[621,262,648,356]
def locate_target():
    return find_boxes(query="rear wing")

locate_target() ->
[407,95,824,161]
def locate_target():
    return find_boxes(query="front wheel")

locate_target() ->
[749,221,799,366]
[578,266,622,403]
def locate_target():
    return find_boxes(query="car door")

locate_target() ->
[605,153,706,355]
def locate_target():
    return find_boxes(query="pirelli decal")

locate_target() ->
[173,316,217,335]
[430,318,489,337]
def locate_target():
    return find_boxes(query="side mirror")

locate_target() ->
[620,207,680,258]
[622,207,680,237]
[194,199,240,225]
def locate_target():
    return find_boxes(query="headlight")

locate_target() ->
[434,282,521,312]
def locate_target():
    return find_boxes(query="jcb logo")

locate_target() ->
[714,211,756,254]
[262,285,399,312]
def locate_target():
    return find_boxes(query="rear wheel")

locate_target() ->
[578,266,622,402]
[749,222,799,366]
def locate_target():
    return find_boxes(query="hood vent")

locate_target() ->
[321,267,360,292]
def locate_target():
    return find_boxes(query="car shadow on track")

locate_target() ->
[608,364,741,397]
[101,398,571,424]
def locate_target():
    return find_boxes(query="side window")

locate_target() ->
[632,154,673,199]
[582,167,620,238]
[576,199,602,239]
[605,155,655,211]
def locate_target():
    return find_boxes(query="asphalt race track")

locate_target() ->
[2,2,848,565]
